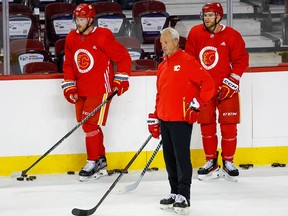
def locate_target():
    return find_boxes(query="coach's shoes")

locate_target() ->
[160,193,176,210]
[173,194,190,215]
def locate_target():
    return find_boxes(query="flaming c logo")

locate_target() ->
[199,46,219,70]
[74,49,94,73]
[203,51,215,66]
[78,53,90,69]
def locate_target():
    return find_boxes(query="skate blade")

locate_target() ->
[174,207,190,215]
[79,169,108,182]
[94,169,108,179]
[223,171,238,182]
[160,204,174,211]
[198,169,220,181]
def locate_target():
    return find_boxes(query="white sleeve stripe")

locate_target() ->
[114,73,129,81]
[61,81,76,90]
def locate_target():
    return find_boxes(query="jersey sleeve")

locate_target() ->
[229,30,249,77]
[185,26,198,58]
[96,28,132,76]
[63,33,76,81]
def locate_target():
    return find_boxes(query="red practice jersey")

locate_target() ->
[63,27,131,96]
[185,24,249,87]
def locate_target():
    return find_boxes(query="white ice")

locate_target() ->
[1,166,288,216]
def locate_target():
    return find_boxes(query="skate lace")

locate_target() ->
[175,194,188,204]
[82,160,96,172]
[202,159,214,169]
[224,161,236,171]
[166,193,177,200]
[96,157,107,169]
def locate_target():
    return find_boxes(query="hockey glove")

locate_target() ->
[184,98,202,124]
[113,72,129,96]
[218,74,239,101]
[147,113,160,139]
[61,80,78,104]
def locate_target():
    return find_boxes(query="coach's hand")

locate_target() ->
[147,113,160,139]
[184,98,202,124]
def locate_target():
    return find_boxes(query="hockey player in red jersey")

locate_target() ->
[61,4,131,182]
[185,2,249,182]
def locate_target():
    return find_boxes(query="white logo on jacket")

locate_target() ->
[174,65,180,71]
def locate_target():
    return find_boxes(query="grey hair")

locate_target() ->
[160,27,179,41]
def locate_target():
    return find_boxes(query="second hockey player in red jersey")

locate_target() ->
[61,4,131,182]
[185,2,249,182]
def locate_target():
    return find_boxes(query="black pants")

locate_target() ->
[160,121,193,201]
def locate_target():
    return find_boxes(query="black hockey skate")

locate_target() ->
[79,156,108,182]
[222,160,239,182]
[172,194,190,215]
[197,153,220,181]
[160,193,176,210]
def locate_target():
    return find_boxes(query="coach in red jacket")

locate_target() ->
[148,27,214,214]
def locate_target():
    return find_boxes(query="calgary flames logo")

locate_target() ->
[78,53,90,69]
[74,49,94,73]
[199,46,218,70]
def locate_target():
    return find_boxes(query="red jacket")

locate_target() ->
[63,27,131,96]
[186,24,249,87]
[155,49,215,121]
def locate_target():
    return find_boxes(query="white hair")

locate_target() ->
[160,27,179,41]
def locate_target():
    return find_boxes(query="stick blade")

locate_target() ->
[72,207,97,216]
[71,208,89,216]
[11,171,24,178]
[115,185,129,194]
[116,178,141,194]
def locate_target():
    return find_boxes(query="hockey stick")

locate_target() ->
[71,134,153,216]
[117,139,162,193]
[12,90,118,178]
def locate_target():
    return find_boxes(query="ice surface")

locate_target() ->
[1,166,288,216]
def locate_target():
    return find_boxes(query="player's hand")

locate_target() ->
[61,80,78,104]
[147,113,160,139]
[218,74,239,101]
[113,72,129,96]
[184,98,202,124]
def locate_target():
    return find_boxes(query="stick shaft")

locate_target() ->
[71,134,153,216]
[121,140,162,192]
[19,91,117,177]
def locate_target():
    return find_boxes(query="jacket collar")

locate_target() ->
[163,48,183,61]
